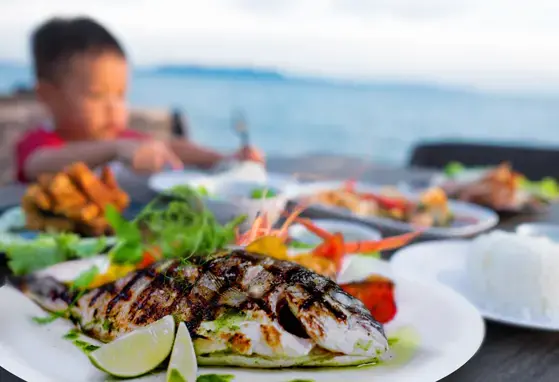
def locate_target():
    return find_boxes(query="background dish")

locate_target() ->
[285,181,499,238]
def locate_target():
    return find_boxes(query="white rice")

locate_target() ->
[467,230,559,321]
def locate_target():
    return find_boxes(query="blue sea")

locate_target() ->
[2,64,559,165]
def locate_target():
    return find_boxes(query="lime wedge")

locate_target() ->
[89,315,175,378]
[167,322,197,382]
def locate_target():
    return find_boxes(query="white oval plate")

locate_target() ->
[391,240,559,331]
[0,255,484,382]
[285,181,499,238]
[148,169,208,193]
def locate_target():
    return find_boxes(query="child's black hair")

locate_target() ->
[31,16,126,82]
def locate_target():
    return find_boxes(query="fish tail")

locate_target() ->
[6,274,75,313]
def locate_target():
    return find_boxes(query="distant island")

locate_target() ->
[0,61,477,95]
[147,64,471,94]
[153,65,286,81]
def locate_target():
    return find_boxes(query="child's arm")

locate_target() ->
[168,139,266,169]
[23,140,183,181]
[167,140,226,169]
[23,141,120,181]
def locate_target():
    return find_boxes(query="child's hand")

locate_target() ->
[233,146,265,164]
[116,140,183,173]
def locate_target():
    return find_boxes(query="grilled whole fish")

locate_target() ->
[9,250,389,368]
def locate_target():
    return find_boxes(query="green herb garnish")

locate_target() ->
[136,186,245,260]
[32,312,64,325]
[102,186,245,267]
[73,339,100,354]
[72,265,100,290]
[63,329,80,340]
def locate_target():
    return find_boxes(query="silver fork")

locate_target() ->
[232,109,250,147]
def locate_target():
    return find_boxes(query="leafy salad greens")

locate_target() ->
[3,233,107,276]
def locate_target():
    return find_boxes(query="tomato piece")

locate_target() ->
[341,275,397,324]
[138,251,157,269]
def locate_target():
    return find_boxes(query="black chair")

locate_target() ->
[408,140,559,180]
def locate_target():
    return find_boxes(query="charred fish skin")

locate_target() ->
[8,250,389,367]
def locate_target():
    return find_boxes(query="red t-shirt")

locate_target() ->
[15,127,148,183]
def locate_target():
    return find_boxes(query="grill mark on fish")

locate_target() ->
[129,262,181,325]
[287,269,348,323]
[105,269,151,315]
[88,283,116,307]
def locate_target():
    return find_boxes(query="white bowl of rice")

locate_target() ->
[467,230,559,322]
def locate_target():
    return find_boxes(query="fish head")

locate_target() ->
[193,251,390,368]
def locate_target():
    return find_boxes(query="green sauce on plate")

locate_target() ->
[197,375,235,382]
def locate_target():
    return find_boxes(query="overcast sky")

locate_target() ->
[1,0,559,92]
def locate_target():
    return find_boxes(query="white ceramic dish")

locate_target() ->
[0,255,484,382]
[190,177,289,228]
[148,168,207,193]
[285,181,499,238]
[391,240,559,331]
[148,162,296,194]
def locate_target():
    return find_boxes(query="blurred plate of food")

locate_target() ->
[0,162,130,250]
[430,162,559,212]
[285,180,499,238]
[185,177,291,230]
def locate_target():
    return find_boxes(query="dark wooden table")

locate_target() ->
[2,156,559,382]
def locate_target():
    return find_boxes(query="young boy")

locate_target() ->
[15,17,264,183]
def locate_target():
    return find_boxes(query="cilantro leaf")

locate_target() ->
[71,236,107,259]
[32,312,64,325]
[109,241,144,265]
[106,204,141,242]
[72,265,100,290]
